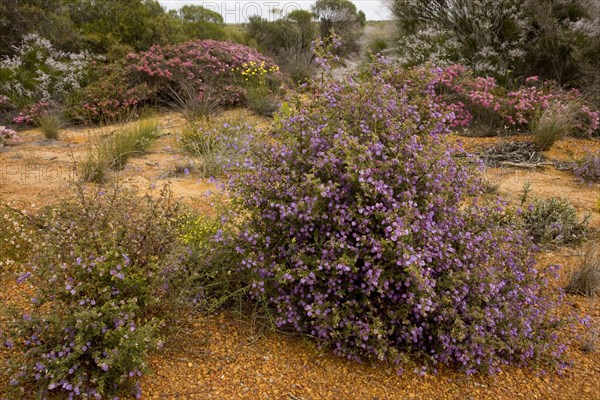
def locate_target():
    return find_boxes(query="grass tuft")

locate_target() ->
[80,120,161,182]
[566,245,600,297]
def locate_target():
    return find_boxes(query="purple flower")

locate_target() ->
[17,271,31,284]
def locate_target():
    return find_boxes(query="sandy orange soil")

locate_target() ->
[1,110,598,399]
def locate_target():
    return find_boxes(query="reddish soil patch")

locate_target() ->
[1,116,598,399]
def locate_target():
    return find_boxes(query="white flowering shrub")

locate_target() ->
[0,34,92,108]
[392,0,529,77]
[392,0,600,93]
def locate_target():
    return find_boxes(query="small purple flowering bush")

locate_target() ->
[228,58,567,373]
[572,152,600,184]
[1,185,185,399]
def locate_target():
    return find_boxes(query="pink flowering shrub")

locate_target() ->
[12,101,50,125]
[434,65,599,135]
[0,125,20,146]
[127,40,280,106]
[372,61,599,136]
[69,60,158,124]
[74,40,281,123]
[227,58,566,374]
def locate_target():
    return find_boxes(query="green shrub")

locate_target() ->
[80,120,160,182]
[313,0,366,56]
[247,10,317,81]
[0,185,184,399]
[367,36,390,56]
[521,196,589,245]
[165,80,222,123]
[179,121,251,179]
[236,61,281,117]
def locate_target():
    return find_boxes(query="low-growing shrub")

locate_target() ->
[127,40,278,107]
[237,61,281,117]
[179,121,252,179]
[0,185,183,399]
[367,36,390,56]
[531,101,580,150]
[572,152,600,184]
[12,101,50,126]
[72,60,155,125]
[80,120,160,182]
[0,125,20,147]
[74,40,282,123]
[228,57,566,373]
[582,323,598,353]
[0,207,35,274]
[367,61,599,137]
[521,196,589,246]
[566,245,600,297]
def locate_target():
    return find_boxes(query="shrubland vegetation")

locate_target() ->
[247,0,365,82]
[1,1,600,398]
[1,186,184,399]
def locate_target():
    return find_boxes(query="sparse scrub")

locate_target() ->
[179,121,252,179]
[572,151,600,184]
[0,207,35,275]
[566,245,600,297]
[582,323,598,353]
[521,195,589,246]
[80,120,160,182]
[0,185,185,399]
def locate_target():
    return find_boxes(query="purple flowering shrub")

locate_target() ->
[1,185,184,399]
[572,152,600,183]
[228,60,566,373]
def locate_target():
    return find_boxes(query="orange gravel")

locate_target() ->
[1,114,599,399]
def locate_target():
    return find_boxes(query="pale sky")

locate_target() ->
[158,1,394,23]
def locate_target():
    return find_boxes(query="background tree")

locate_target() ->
[247,10,317,82]
[178,5,226,40]
[312,0,365,56]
